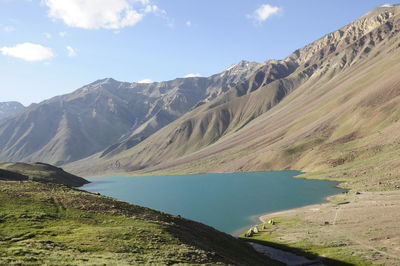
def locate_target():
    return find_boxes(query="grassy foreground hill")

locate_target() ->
[0,164,276,265]
[0,162,89,187]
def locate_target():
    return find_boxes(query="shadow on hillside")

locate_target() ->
[240,238,355,266]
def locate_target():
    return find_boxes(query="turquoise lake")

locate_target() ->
[82,171,344,235]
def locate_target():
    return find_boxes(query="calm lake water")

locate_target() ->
[82,171,344,235]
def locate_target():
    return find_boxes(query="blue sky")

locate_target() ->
[0,0,398,105]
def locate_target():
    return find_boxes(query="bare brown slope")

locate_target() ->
[0,73,261,166]
[68,6,400,186]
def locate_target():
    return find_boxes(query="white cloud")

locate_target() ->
[59,31,67,37]
[138,79,153,83]
[3,26,15,32]
[247,4,281,24]
[0,43,54,62]
[43,0,163,30]
[66,45,77,57]
[184,73,201,78]
[186,20,192,27]
[44,32,52,39]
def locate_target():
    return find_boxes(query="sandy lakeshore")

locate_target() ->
[255,190,400,265]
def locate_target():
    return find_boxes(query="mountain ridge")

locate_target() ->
[66,5,400,187]
[0,63,265,165]
[1,5,400,187]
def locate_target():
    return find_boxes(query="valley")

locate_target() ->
[1,3,400,265]
[63,5,400,194]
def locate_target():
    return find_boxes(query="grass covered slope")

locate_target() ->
[0,171,276,265]
[0,162,88,187]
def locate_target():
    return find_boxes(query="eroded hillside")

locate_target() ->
[68,5,400,191]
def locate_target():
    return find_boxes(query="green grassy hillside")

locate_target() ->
[0,162,89,187]
[0,167,277,265]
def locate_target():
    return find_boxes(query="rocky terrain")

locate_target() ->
[0,62,264,166]
[3,7,400,188]
[67,5,400,193]
[0,101,24,120]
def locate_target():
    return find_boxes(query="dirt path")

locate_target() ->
[330,194,400,260]
[332,206,340,225]
[350,238,399,260]
[247,242,325,266]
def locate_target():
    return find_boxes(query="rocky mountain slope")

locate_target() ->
[68,5,400,189]
[0,65,262,165]
[1,5,400,190]
[0,101,24,120]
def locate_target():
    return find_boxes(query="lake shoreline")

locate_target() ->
[235,174,347,236]
[252,171,350,229]
[232,192,342,237]
[78,169,303,179]
[242,190,400,265]
[257,192,341,224]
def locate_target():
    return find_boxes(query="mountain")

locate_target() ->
[2,5,400,189]
[67,5,400,189]
[0,101,25,120]
[0,67,262,165]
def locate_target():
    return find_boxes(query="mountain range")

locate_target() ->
[1,5,400,189]
[0,61,262,165]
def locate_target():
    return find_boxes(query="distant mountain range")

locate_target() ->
[0,60,263,165]
[0,101,25,120]
[1,5,400,187]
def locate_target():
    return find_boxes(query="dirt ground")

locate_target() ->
[259,191,400,265]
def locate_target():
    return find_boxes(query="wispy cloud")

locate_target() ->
[247,4,281,24]
[66,46,77,57]
[144,4,173,28]
[3,26,15,32]
[0,43,54,62]
[44,32,52,39]
[186,21,192,27]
